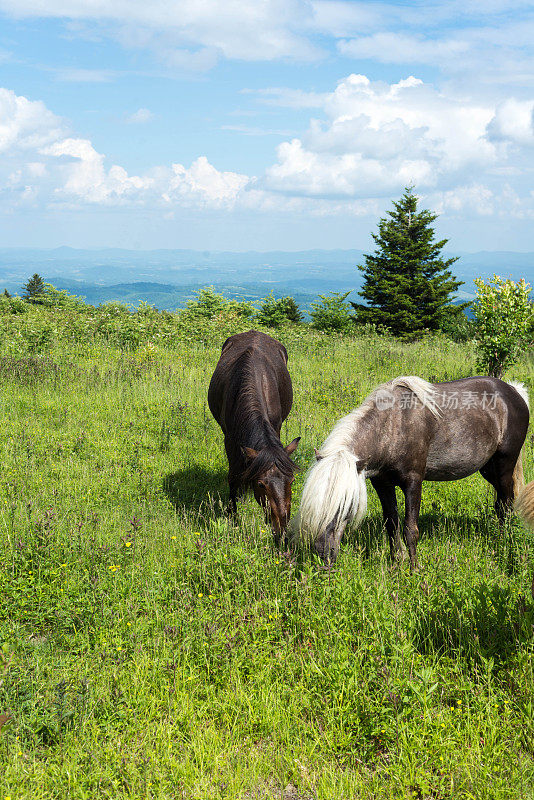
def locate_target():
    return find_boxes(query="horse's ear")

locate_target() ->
[314,447,323,461]
[285,437,300,455]
[242,446,258,461]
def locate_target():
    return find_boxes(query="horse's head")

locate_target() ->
[306,449,347,564]
[242,438,300,545]
[312,515,348,564]
[290,447,367,565]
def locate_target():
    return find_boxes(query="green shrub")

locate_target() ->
[439,304,474,343]
[39,285,87,310]
[21,321,54,354]
[184,287,255,321]
[0,296,29,315]
[256,293,303,328]
[310,291,354,334]
[472,275,533,378]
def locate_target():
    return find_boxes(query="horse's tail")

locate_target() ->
[290,448,367,546]
[512,450,525,499]
[515,479,534,598]
[515,479,534,527]
[507,381,529,499]
[507,381,529,410]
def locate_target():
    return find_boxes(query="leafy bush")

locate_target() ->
[255,293,303,328]
[472,275,533,378]
[184,287,255,321]
[38,285,87,310]
[439,304,474,343]
[0,296,28,315]
[310,291,354,333]
[21,321,54,354]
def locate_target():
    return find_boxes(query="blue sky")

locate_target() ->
[0,1,533,252]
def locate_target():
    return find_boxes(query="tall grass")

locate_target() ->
[0,323,533,799]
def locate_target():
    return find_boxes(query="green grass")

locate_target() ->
[0,328,533,799]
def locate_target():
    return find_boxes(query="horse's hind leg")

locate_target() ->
[371,477,405,563]
[400,474,423,571]
[480,454,516,521]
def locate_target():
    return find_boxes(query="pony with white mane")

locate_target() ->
[291,375,529,569]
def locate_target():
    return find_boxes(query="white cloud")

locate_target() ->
[429,184,496,216]
[265,137,433,198]
[0,0,531,99]
[338,33,470,66]
[243,86,326,109]
[0,87,252,209]
[0,0,531,93]
[263,75,497,199]
[125,107,153,124]
[164,157,250,207]
[332,12,534,90]
[0,0,322,66]
[309,1,386,38]
[486,98,534,146]
[0,88,64,153]
[44,138,154,203]
[52,67,115,82]
[2,80,534,223]
[221,124,293,136]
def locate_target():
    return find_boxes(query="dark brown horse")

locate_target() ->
[208,330,300,542]
[291,375,529,569]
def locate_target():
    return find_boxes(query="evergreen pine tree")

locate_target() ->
[352,187,464,335]
[21,273,46,303]
[2,289,11,298]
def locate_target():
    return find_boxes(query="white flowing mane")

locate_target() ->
[291,376,440,546]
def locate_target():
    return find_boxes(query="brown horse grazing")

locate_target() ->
[515,480,534,597]
[208,330,300,543]
[291,375,529,569]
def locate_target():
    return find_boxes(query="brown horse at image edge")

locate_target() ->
[208,330,300,543]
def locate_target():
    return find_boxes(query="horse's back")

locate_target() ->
[208,330,292,430]
[425,376,529,480]
[219,330,288,364]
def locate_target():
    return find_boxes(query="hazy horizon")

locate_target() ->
[1,245,531,309]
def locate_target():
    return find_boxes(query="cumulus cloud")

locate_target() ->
[486,99,534,146]
[164,157,250,207]
[428,184,496,217]
[43,138,154,203]
[0,88,64,153]
[263,74,497,199]
[0,87,252,209]
[2,80,534,222]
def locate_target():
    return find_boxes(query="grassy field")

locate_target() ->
[0,324,533,799]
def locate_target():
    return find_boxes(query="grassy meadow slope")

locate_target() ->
[0,314,533,799]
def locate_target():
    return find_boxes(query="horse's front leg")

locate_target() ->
[370,477,405,563]
[227,474,240,518]
[401,473,423,571]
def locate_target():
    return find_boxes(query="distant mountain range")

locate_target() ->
[0,247,532,310]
